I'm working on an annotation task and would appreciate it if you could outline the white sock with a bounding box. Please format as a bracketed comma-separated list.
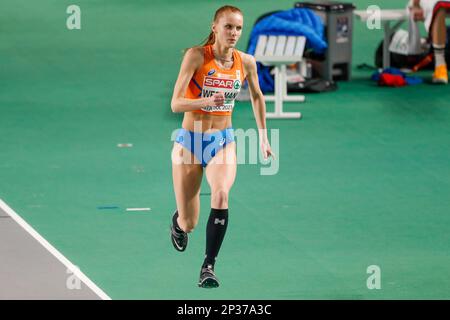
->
[433, 43, 446, 67]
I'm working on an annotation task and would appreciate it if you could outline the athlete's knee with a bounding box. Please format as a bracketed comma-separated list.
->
[211, 188, 229, 208]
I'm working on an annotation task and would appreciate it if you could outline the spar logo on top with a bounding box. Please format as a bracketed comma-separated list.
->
[201, 76, 241, 101]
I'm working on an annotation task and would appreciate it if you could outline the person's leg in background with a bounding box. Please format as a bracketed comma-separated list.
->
[431, 7, 448, 83]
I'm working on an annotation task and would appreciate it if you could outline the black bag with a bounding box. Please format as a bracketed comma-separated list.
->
[375, 26, 450, 70]
[375, 40, 430, 69]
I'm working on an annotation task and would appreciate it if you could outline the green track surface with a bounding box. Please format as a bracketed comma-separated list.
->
[1, 0, 449, 299]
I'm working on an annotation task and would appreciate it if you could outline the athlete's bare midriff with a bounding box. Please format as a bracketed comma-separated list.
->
[182, 111, 232, 133]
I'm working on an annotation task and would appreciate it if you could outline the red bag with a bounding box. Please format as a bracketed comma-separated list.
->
[379, 73, 407, 87]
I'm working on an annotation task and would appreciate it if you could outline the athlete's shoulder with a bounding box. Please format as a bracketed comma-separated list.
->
[238, 51, 257, 73]
[238, 51, 255, 64]
[183, 46, 205, 68]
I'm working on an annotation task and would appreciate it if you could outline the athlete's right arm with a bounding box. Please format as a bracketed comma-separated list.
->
[171, 47, 224, 113]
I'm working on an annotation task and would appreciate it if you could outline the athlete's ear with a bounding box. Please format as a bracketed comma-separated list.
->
[211, 23, 216, 34]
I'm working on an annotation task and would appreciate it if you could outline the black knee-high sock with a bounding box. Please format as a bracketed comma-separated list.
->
[204, 208, 228, 267]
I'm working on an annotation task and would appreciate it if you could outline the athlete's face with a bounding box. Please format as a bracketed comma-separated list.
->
[212, 12, 243, 48]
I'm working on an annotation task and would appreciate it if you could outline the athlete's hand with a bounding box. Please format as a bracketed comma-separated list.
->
[261, 140, 276, 161]
[410, 6, 424, 21]
[207, 92, 225, 107]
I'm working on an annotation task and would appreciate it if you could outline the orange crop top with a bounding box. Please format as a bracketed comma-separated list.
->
[185, 44, 245, 116]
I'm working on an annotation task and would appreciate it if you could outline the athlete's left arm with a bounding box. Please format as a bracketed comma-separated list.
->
[242, 53, 275, 160]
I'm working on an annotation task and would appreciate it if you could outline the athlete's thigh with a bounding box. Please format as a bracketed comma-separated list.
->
[172, 143, 203, 219]
[205, 141, 237, 191]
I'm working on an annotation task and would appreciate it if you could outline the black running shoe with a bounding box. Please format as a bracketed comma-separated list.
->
[170, 223, 188, 252]
[198, 264, 219, 288]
